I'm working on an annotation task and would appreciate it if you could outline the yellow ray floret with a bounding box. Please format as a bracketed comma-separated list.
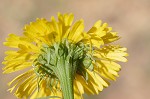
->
[3, 13, 128, 99]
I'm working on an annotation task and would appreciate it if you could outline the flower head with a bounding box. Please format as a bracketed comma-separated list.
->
[3, 13, 128, 99]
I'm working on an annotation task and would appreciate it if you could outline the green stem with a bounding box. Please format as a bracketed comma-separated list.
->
[55, 57, 74, 99]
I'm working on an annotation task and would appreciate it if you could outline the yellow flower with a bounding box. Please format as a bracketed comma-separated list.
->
[3, 13, 128, 99]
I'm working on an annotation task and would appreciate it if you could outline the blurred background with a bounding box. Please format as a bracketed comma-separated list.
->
[0, 0, 150, 99]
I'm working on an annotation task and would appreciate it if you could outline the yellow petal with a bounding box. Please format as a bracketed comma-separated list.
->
[3, 62, 32, 73]
[7, 69, 34, 86]
[107, 52, 128, 62]
[76, 74, 95, 95]
[58, 13, 74, 26]
[68, 20, 84, 42]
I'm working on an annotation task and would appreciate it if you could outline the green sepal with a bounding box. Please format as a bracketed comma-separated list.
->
[33, 40, 94, 99]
